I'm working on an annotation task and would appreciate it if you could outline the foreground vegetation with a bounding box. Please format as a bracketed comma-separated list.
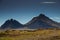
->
[0, 29, 60, 40]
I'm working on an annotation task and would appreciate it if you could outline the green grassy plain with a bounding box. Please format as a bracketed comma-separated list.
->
[0, 29, 60, 40]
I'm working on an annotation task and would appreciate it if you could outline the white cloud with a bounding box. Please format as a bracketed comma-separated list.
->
[41, 2, 56, 4]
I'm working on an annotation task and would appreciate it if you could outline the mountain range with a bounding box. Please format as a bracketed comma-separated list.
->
[0, 14, 60, 30]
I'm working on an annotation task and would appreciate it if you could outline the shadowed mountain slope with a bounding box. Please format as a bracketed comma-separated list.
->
[0, 19, 23, 29]
[25, 14, 60, 29]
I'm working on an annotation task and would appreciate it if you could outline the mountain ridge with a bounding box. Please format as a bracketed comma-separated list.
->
[0, 14, 60, 30]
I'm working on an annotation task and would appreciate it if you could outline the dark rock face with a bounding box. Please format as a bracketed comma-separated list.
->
[25, 14, 60, 29]
[1, 19, 23, 29]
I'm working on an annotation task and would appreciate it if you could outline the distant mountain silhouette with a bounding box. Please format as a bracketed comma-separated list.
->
[0, 14, 60, 30]
[25, 14, 60, 29]
[0, 19, 23, 29]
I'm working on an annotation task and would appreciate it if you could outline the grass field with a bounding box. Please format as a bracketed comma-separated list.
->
[0, 29, 60, 40]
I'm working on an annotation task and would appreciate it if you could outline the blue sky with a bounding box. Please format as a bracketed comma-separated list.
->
[0, 0, 60, 26]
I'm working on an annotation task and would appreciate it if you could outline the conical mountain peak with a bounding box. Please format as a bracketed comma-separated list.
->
[10, 19, 14, 21]
[1, 19, 23, 29]
[39, 13, 45, 17]
[38, 13, 48, 19]
[26, 13, 60, 29]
